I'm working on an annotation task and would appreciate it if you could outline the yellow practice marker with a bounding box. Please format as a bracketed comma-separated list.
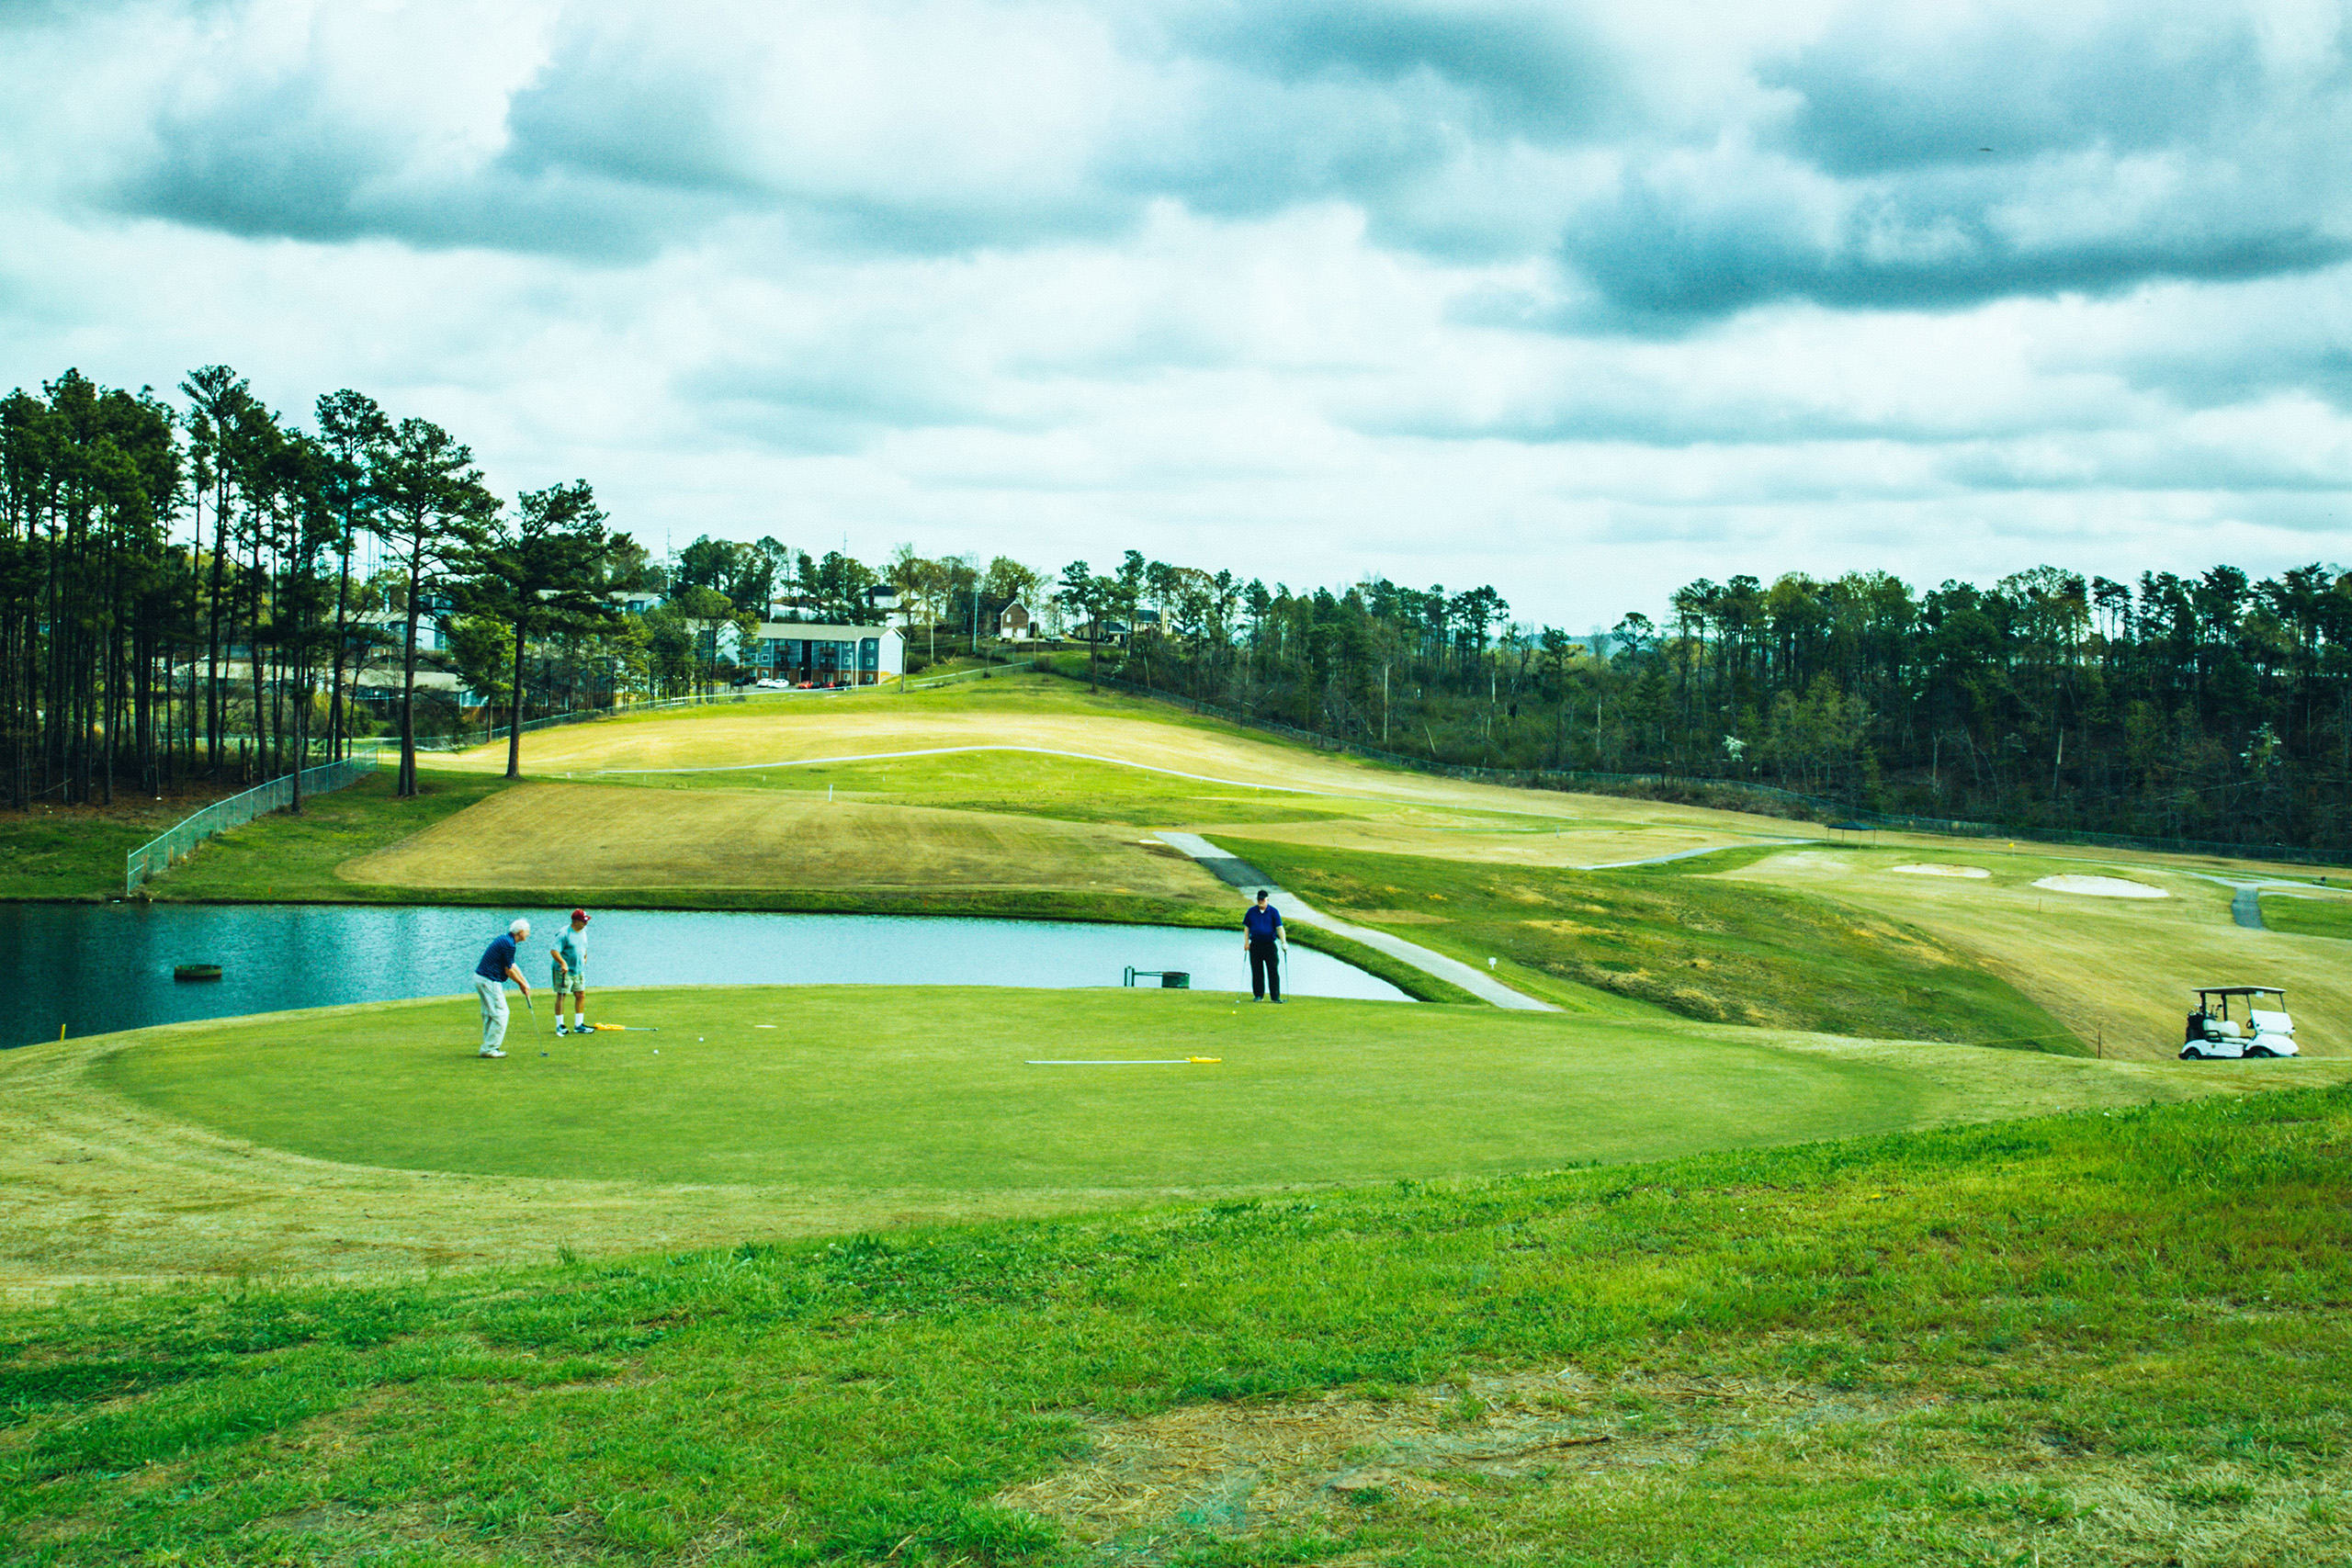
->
[1188, 1056, 1222, 1064]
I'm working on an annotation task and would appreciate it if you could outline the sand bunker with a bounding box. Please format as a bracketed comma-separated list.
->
[1890, 863, 1990, 879]
[2032, 874, 2168, 899]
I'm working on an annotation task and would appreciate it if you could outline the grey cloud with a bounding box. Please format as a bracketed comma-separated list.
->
[1762, 11, 2280, 176]
[1174, 0, 1617, 140]
[2115, 340, 2352, 414]
[683, 349, 1046, 457]
[500, 31, 752, 196]
[1566, 180, 2350, 323]
[107, 60, 741, 259]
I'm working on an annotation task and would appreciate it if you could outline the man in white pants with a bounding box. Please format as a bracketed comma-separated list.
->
[472, 919, 532, 1059]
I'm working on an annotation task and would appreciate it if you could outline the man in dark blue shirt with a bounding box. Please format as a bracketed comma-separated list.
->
[1242, 888, 1286, 1002]
[473, 919, 532, 1058]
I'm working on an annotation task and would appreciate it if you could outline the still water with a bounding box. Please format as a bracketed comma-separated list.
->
[1, 903, 1407, 1046]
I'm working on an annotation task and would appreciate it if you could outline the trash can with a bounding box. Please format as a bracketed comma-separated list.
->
[1160, 971, 1190, 989]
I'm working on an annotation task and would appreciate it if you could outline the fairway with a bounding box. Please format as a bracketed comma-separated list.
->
[1732, 848, 2352, 1058]
[426, 676, 1822, 856]
[337, 780, 1227, 898]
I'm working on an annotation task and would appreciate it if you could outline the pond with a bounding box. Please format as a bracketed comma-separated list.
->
[0, 903, 1408, 1047]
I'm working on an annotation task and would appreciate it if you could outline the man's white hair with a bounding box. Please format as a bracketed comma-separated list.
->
[509, 918, 530, 935]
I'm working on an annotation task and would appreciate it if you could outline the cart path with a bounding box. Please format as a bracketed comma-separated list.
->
[2232, 887, 2266, 930]
[1154, 832, 1559, 1012]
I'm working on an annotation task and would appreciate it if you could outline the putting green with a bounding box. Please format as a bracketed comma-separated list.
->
[94, 986, 2255, 1194]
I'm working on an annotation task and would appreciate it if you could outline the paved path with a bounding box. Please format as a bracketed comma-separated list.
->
[2179, 871, 2318, 931]
[1584, 837, 1818, 870]
[1154, 832, 1558, 1011]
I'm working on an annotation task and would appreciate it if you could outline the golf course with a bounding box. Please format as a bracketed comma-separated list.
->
[7, 674, 2352, 1564]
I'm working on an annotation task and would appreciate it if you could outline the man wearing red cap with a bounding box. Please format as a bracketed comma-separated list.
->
[550, 908, 592, 1036]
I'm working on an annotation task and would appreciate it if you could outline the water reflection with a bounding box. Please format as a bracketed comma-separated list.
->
[0, 902, 1407, 1046]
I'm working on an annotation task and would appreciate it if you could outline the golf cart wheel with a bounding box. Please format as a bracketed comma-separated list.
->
[2179, 1045, 2205, 1060]
[2247, 1044, 2278, 1058]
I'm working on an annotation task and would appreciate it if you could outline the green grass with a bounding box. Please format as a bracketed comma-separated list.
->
[6, 1084, 2350, 1564]
[602, 750, 1347, 826]
[98, 987, 1951, 1190]
[1220, 837, 2085, 1050]
[0, 793, 252, 901]
[141, 769, 523, 902]
[2261, 891, 2352, 941]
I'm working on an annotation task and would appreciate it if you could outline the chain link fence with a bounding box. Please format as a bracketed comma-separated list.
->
[125, 752, 379, 893]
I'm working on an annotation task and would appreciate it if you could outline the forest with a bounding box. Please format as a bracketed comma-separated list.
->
[1062, 555, 2352, 852]
[6, 365, 2348, 851]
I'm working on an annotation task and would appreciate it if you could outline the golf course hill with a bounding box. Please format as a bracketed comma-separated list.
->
[146, 670, 2352, 1061]
[11, 672, 2352, 1562]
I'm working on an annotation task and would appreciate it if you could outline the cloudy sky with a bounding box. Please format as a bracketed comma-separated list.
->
[5, 0, 2350, 627]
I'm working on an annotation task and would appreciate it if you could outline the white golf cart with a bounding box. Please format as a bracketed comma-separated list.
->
[2180, 986, 2300, 1059]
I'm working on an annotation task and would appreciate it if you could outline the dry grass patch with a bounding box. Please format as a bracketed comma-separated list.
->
[1000, 1363, 1915, 1551]
[336, 781, 1228, 899]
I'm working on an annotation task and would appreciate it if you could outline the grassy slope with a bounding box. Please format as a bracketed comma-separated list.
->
[1223, 837, 2084, 1051]
[141, 770, 520, 903]
[2260, 891, 2352, 941]
[439, 673, 1363, 773]
[95, 987, 1945, 1190]
[608, 750, 1349, 826]
[0, 795, 237, 901]
[20, 990, 2256, 1286]
[5, 1086, 2349, 1565]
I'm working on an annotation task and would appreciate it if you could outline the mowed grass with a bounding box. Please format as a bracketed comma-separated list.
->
[334, 782, 1228, 904]
[604, 749, 1347, 826]
[1733, 847, 2352, 1061]
[100, 987, 1961, 1191]
[146, 769, 520, 903]
[6, 1086, 2352, 1565]
[2260, 889, 2352, 941]
[1218, 837, 2079, 1049]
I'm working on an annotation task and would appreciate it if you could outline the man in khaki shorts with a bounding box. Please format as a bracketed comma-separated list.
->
[551, 908, 591, 1036]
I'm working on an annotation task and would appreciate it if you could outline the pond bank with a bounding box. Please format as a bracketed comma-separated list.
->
[2, 903, 1411, 1049]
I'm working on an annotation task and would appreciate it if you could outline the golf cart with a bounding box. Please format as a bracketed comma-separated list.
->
[2180, 986, 2299, 1059]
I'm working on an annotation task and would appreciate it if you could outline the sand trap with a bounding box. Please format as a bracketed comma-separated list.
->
[1890, 863, 1990, 879]
[2033, 874, 2168, 899]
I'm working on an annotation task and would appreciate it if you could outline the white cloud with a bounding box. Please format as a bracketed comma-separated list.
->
[0, 0, 2349, 627]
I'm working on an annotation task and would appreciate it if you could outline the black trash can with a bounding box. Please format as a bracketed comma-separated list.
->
[1160, 971, 1191, 989]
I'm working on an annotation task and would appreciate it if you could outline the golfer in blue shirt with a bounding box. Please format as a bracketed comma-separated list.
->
[1242, 889, 1287, 1002]
[472, 919, 532, 1059]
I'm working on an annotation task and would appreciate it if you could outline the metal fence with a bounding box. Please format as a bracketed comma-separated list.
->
[1043, 662, 2352, 869]
[125, 752, 379, 893]
[901, 658, 1035, 692]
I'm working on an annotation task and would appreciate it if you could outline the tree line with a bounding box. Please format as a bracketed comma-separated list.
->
[1041, 555, 2352, 851]
[13, 363, 2347, 849]
[0, 364, 1057, 813]
[0, 366, 642, 806]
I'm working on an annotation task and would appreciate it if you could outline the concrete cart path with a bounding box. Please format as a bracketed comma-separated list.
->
[1154, 832, 1559, 1012]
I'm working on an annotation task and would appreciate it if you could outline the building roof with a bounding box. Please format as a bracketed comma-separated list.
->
[752, 622, 899, 639]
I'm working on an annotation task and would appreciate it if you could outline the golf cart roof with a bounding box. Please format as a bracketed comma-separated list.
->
[2195, 986, 2286, 997]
